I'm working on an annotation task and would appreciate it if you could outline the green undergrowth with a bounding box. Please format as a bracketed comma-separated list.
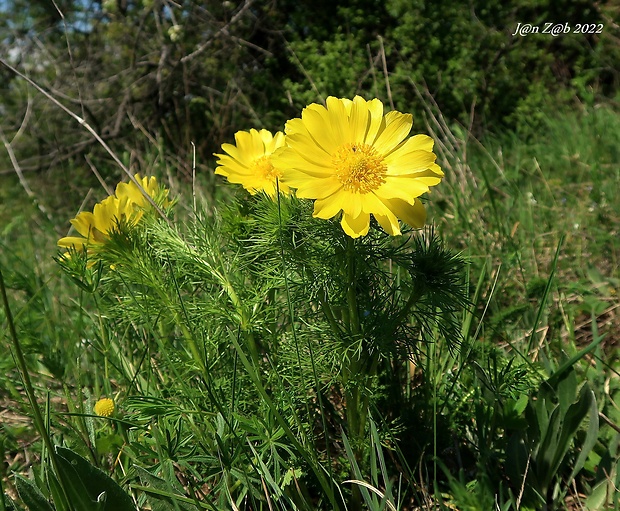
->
[1, 104, 619, 511]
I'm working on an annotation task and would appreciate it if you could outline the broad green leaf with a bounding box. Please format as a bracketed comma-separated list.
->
[4, 494, 19, 511]
[536, 405, 562, 493]
[14, 475, 54, 511]
[556, 367, 577, 416]
[585, 478, 613, 510]
[546, 332, 606, 388]
[569, 386, 599, 482]
[55, 446, 134, 511]
[47, 472, 69, 511]
[552, 385, 595, 480]
[514, 393, 529, 415]
[533, 390, 552, 446]
[54, 450, 104, 511]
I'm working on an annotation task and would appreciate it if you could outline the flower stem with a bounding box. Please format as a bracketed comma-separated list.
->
[345, 237, 360, 336]
[343, 236, 366, 509]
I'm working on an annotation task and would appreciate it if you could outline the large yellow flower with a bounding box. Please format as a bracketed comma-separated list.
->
[273, 96, 444, 238]
[214, 128, 290, 197]
[58, 174, 167, 254]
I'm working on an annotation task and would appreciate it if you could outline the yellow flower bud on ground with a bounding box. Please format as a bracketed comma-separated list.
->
[94, 397, 115, 417]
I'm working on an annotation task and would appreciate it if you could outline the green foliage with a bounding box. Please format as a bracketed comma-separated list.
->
[55, 447, 136, 511]
[12, 447, 135, 511]
[15, 475, 54, 511]
[506, 368, 599, 508]
[386, 0, 618, 134]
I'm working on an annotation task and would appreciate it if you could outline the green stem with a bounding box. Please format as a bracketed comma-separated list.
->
[390, 282, 426, 337]
[343, 236, 360, 435]
[344, 237, 364, 509]
[0, 268, 73, 511]
[345, 237, 360, 336]
[318, 288, 344, 337]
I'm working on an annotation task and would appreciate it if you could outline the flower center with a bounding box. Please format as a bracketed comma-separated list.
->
[253, 155, 280, 181]
[333, 143, 387, 194]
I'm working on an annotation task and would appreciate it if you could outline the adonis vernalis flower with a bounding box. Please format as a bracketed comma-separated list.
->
[273, 96, 444, 238]
[93, 397, 115, 417]
[115, 173, 169, 209]
[58, 174, 168, 254]
[214, 128, 290, 197]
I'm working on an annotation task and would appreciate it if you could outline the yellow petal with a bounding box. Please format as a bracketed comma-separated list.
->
[283, 135, 334, 168]
[373, 210, 401, 236]
[92, 196, 119, 234]
[284, 117, 310, 137]
[265, 131, 286, 153]
[373, 111, 412, 155]
[115, 181, 143, 206]
[359, 191, 392, 215]
[339, 190, 363, 218]
[274, 146, 334, 177]
[141, 175, 161, 197]
[429, 162, 444, 177]
[283, 172, 342, 199]
[57, 236, 88, 249]
[216, 156, 254, 176]
[115, 174, 161, 207]
[258, 129, 274, 148]
[375, 177, 430, 204]
[363, 98, 385, 145]
[325, 97, 353, 146]
[301, 106, 339, 154]
[349, 97, 370, 144]
[313, 191, 345, 219]
[71, 211, 96, 238]
[393, 134, 434, 153]
[381, 197, 427, 228]
[394, 168, 443, 187]
[385, 150, 437, 176]
[216, 143, 248, 164]
[332, 96, 353, 115]
[234, 129, 264, 161]
[274, 179, 290, 195]
[341, 211, 370, 238]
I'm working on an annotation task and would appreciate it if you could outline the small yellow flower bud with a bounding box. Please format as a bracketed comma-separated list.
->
[94, 397, 115, 417]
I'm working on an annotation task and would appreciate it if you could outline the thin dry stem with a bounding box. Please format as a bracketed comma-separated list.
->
[0, 126, 57, 231]
[180, 0, 255, 63]
[84, 155, 114, 195]
[285, 42, 325, 104]
[377, 36, 394, 110]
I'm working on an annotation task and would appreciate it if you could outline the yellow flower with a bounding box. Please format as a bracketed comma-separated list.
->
[57, 195, 134, 252]
[214, 128, 290, 197]
[273, 96, 444, 238]
[58, 174, 168, 254]
[115, 173, 169, 209]
[94, 397, 115, 417]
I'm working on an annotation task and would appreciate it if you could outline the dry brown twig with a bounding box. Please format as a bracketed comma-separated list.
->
[0, 124, 58, 232]
[180, 0, 256, 64]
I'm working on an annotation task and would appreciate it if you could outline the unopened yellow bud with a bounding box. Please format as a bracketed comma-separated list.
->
[94, 397, 115, 417]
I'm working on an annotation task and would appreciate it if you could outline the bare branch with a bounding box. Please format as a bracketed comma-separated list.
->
[0, 56, 172, 226]
[0, 125, 58, 232]
[180, 0, 255, 64]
